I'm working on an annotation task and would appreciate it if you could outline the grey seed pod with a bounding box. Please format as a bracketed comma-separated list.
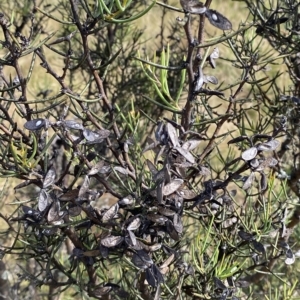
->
[205, 9, 232, 30]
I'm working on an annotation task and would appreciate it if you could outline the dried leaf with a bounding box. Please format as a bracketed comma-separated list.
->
[125, 236, 143, 250]
[167, 123, 179, 147]
[208, 56, 215, 68]
[164, 118, 184, 132]
[182, 140, 201, 151]
[152, 264, 164, 284]
[154, 285, 161, 300]
[285, 254, 296, 265]
[193, 66, 204, 93]
[98, 165, 111, 174]
[143, 137, 158, 153]
[158, 206, 175, 217]
[175, 146, 195, 163]
[68, 204, 82, 217]
[47, 200, 61, 223]
[199, 166, 211, 176]
[163, 179, 184, 195]
[83, 129, 110, 144]
[83, 128, 99, 141]
[180, 0, 207, 14]
[59, 189, 79, 201]
[78, 176, 90, 199]
[174, 195, 184, 210]
[147, 213, 168, 224]
[146, 267, 157, 287]
[128, 230, 137, 246]
[118, 195, 135, 207]
[173, 214, 183, 233]
[179, 189, 196, 199]
[242, 147, 257, 161]
[38, 189, 49, 212]
[250, 158, 259, 168]
[222, 216, 237, 228]
[257, 140, 280, 151]
[214, 277, 227, 290]
[69, 134, 81, 143]
[101, 236, 124, 248]
[102, 203, 119, 222]
[63, 120, 84, 130]
[174, 162, 193, 169]
[155, 144, 166, 165]
[148, 243, 162, 252]
[24, 119, 47, 131]
[132, 254, 148, 269]
[242, 172, 255, 190]
[137, 249, 153, 264]
[251, 240, 265, 254]
[166, 220, 179, 241]
[160, 253, 175, 269]
[260, 172, 268, 191]
[88, 190, 101, 202]
[256, 157, 278, 171]
[210, 47, 219, 59]
[154, 167, 167, 183]
[155, 121, 167, 144]
[203, 74, 218, 84]
[22, 206, 41, 221]
[43, 166, 56, 189]
[88, 161, 105, 176]
[52, 219, 64, 226]
[22, 206, 35, 215]
[205, 9, 232, 30]
[207, 48, 219, 68]
[114, 166, 128, 175]
[127, 217, 141, 231]
[268, 157, 278, 167]
[93, 286, 112, 296]
[238, 230, 254, 241]
[146, 159, 158, 176]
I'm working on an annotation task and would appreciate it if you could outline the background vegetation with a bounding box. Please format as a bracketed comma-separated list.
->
[0, 0, 300, 299]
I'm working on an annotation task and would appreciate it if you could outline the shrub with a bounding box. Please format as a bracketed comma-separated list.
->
[0, 0, 300, 299]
